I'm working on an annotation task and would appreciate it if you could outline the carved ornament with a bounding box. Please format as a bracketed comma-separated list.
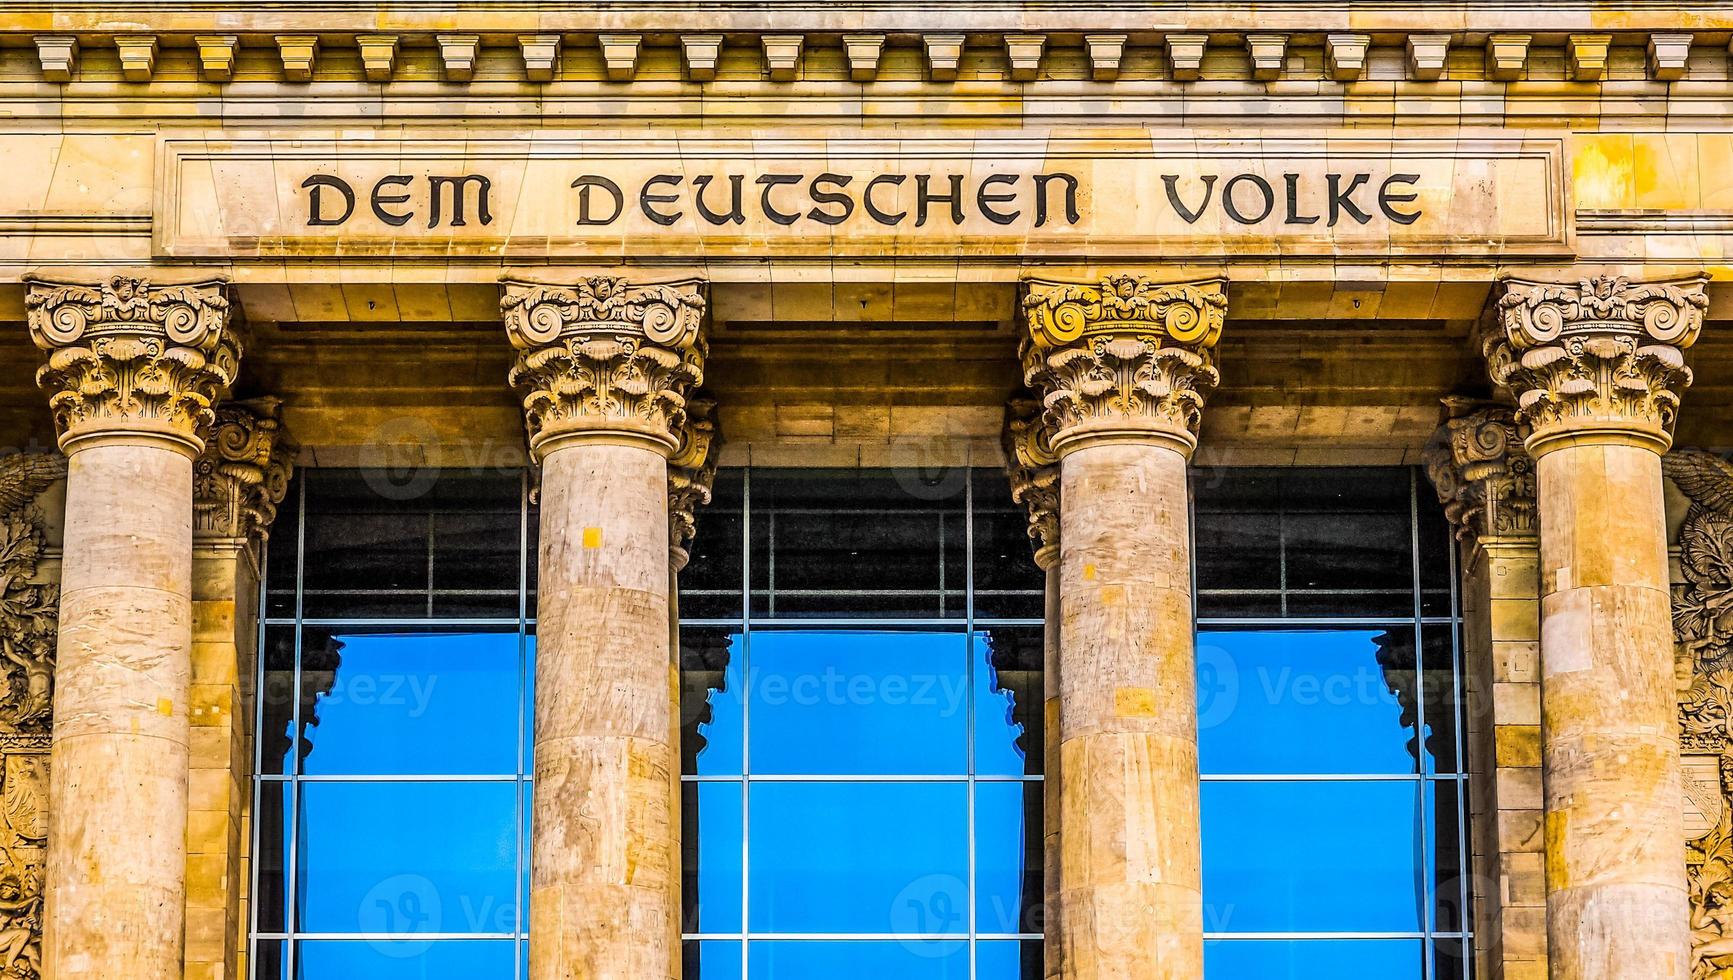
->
[194, 399, 298, 549]
[1663, 449, 1733, 978]
[0, 453, 64, 980]
[24, 275, 239, 455]
[1021, 275, 1227, 456]
[1486, 275, 1708, 456]
[668, 393, 720, 572]
[1002, 396, 1060, 570]
[1421, 401, 1537, 548]
[501, 276, 707, 459]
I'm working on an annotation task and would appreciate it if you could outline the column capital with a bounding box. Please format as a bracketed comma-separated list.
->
[1003, 396, 1060, 570]
[1020, 274, 1227, 458]
[1422, 400, 1537, 552]
[1483, 273, 1708, 457]
[25, 274, 241, 457]
[193, 398, 298, 554]
[668, 393, 720, 573]
[501, 275, 708, 461]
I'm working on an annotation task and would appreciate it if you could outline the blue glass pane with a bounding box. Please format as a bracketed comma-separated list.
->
[297, 782, 518, 934]
[684, 781, 744, 934]
[1196, 629, 1419, 775]
[299, 631, 521, 776]
[748, 940, 970, 979]
[976, 782, 1040, 935]
[1202, 781, 1424, 933]
[1204, 939, 1425, 980]
[523, 633, 536, 766]
[294, 939, 516, 978]
[748, 782, 968, 934]
[977, 940, 1042, 979]
[685, 631, 745, 777]
[973, 630, 1042, 777]
[748, 631, 968, 776]
[685, 940, 743, 980]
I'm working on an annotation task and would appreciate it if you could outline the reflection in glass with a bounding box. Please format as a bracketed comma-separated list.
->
[1196, 629, 1418, 775]
[747, 940, 969, 979]
[971, 470, 1046, 620]
[294, 939, 516, 978]
[976, 782, 1040, 935]
[259, 627, 297, 776]
[255, 782, 290, 934]
[684, 940, 743, 980]
[296, 782, 517, 934]
[975, 629, 1041, 776]
[682, 630, 744, 776]
[1204, 938, 1425, 979]
[748, 782, 968, 934]
[1201, 781, 1425, 933]
[683, 781, 744, 934]
[1428, 779, 1466, 934]
[748, 632, 968, 776]
[253, 940, 285, 980]
[298, 631, 520, 776]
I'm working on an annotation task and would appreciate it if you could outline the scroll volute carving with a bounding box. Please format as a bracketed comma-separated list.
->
[0, 452, 66, 980]
[500, 276, 708, 459]
[1002, 396, 1059, 570]
[1421, 401, 1537, 549]
[1020, 274, 1227, 456]
[25, 275, 240, 453]
[1487, 274, 1708, 455]
[194, 398, 299, 551]
[668, 394, 720, 572]
[1664, 450, 1733, 978]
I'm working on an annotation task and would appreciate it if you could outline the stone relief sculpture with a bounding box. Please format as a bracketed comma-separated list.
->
[0, 452, 65, 980]
[1663, 449, 1733, 979]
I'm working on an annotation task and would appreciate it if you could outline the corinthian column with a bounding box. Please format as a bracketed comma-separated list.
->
[1423, 401, 1545, 980]
[1003, 397, 1062, 980]
[188, 399, 295, 980]
[502, 275, 707, 980]
[25, 274, 241, 980]
[1482, 273, 1709, 980]
[1021, 274, 1226, 980]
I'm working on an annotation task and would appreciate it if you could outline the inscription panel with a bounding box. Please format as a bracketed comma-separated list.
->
[156, 136, 1570, 260]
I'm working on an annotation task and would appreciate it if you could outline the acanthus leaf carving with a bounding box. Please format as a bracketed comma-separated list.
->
[1021, 275, 1227, 455]
[193, 398, 298, 550]
[1002, 395, 1060, 569]
[501, 276, 707, 458]
[24, 275, 239, 451]
[1487, 275, 1708, 454]
[668, 393, 720, 572]
[1422, 400, 1537, 548]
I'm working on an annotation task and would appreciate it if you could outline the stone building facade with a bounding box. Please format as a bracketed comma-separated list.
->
[4, 3, 1733, 979]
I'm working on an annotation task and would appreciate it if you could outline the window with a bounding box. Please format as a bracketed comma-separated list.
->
[254, 470, 534, 979]
[681, 468, 1045, 979]
[252, 463, 1466, 980]
[1194, 468, 1470, 980]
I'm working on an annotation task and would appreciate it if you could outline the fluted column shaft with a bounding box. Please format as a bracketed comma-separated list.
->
[1022, 274, 1225, 980]
[1484, 274, 1707, 980]
[26, 275, 239, 980]
[503, 275, 707, 980]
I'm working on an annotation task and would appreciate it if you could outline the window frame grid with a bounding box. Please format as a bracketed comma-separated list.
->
[252, 463, 1471, 980]
[249, 470, 537, 980]
[680, 460, 1049, 980]
[1191, 468, 1472, 980]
